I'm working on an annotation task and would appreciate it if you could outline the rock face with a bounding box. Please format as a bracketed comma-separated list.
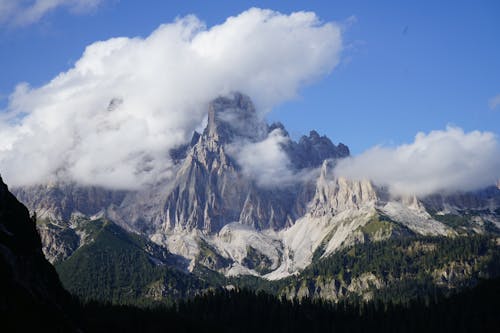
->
[12, 184, 127, 263]
[286, 130, 350, 169]
[37, 222, 80, 263]
[309, 161, 380, 217]
[159, 92, 349, 233]
[0, 177, 73, 329]
[283, 273, 384, 302]
[13, 183, 126, 222]
[422, 186, 500, 214]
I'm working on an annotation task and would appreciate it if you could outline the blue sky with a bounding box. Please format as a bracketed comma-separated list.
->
[0, 0, 499, 156]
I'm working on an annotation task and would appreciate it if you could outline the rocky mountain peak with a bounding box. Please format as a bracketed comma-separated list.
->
[300, 130, 350, 158]
[268, 122, 289, 136]
[204, 92, 267, 146]
[285, 130, 350, 170]
[309, 161, 379, 217]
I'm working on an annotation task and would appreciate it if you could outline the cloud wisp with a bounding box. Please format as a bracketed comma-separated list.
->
[0, 8, 342, 189]
[0, 0, 106, 26]
[489, 93, 500, 110]
[334, 127, 500, 197]
[231, 128, 296, 187]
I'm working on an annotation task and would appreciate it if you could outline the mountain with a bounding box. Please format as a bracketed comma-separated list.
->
[0, 177, 75, 330]
[2, 175, 500, 332]
[12, 93, 352, 274]
[116, 93, 347, 235]
[10, 92, 500, 304]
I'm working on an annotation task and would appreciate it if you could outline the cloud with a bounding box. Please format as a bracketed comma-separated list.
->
[334, 127, 500, 197]
[0, 0, 106, 26]
[489, 93, 500, 110]
[230, 128, 319, 188]
[231, 129, 295, 187]
[0, 8, 342, 189]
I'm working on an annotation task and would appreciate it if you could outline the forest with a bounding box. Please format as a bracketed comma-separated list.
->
[3, 277, 499, 332]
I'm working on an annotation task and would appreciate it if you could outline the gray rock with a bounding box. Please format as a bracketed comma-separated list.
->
[13, 183, 126, 222]
[159, 92, 348, 233]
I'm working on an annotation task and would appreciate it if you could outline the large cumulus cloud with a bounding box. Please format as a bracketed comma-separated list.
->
[0, 8, 342, 188]
[334, 127, 500, 197]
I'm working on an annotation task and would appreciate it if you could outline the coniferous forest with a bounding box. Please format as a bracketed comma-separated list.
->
[3, 277, 500, 332]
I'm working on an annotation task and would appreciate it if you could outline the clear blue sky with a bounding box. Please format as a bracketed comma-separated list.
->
[0, 0, 499, 154]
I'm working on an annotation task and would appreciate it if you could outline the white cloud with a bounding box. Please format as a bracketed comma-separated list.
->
[0, 0, 105, 26]
[0, 8, 342, 189]
[231, 129, 295, 187]
[229, 126, 320, 188]
[489, 93, 500, 110]
[334, 127, 500, 197]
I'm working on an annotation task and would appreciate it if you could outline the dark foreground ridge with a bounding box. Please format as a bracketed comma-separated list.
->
[0, 176, 77, 331]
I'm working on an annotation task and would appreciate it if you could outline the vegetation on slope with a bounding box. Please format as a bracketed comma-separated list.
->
[282, 235, 500, 303]
[55, 217, 500, 307]
[55, 219, 206, 304]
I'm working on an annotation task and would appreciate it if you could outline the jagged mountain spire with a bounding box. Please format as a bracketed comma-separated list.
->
[157, 92, 351, 233]
[204, 92, 267, 145]
[14, 93, 352, 235]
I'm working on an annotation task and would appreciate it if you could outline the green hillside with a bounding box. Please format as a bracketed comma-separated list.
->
[55, 219, 205, 304]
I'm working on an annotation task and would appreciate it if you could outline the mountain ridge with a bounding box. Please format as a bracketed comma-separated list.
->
[9, 92, 500, 287]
